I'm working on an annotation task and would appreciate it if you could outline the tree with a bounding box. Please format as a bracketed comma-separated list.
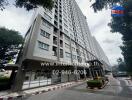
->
[0, 0, 8, 10]
[90, 0, 132, 72]
[0, 27, 23, 66]
[117, 58, 126, 71]
[0, 0, 54, 11]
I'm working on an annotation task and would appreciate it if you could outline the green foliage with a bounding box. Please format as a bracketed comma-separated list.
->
[0, 27, 23, 65]
[0, 0, 54, 11]
[0, 27, 23, 47]
[87, 80, 103, 88]
[0, 76, 10, 90]
[15, 0, 54, 10]
[90, 0, 120, 12]
[0, 76, 10, 83]
[0, 0, 8, 10]
[91, 0, 132, 72]
[117, 58, 126, 71]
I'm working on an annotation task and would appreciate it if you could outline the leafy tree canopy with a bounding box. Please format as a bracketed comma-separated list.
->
[91, 0, 132, 72]
[0, 27, 23, 66]
[117, 58, 126, 71]
[0, 0, 54, 11]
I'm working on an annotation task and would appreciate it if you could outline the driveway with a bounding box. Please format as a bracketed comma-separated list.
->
[24, 77, 132, 100]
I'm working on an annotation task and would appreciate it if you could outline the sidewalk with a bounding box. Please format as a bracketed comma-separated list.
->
[0, 80, 85, 100]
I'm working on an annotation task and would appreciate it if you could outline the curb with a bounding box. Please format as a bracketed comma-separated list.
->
[101, 81, 109, 89]
[0, 81, 83, 100]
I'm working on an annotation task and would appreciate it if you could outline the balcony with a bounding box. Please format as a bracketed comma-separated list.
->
[53, 36, 58, 45]
[54, 15, 58, 21]
[52, 46, 57, 56]
[77, 56, 82, 63]
[54, 21, 58, 27]
[54, 27, 58, 36]
[59, 25, 62, 31]
[60, 40, 63, 48]
[60, 49, 63, 58]
[60, 31, 63, 39]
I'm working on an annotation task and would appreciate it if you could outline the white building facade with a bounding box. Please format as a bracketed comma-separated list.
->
[13, 0, 110, 91]
[23, 0, 110, 65]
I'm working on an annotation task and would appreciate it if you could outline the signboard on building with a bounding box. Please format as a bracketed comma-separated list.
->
[111, 5, 124, 17]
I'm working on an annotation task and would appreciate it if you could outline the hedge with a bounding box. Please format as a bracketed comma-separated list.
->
[87, 80, 103, 88]
[0, 76, 10, 82]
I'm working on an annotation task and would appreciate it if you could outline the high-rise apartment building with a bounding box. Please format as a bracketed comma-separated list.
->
[13, 0, 110, 90]
[23, 0, 110, 65]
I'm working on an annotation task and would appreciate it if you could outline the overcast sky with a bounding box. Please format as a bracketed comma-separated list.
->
[0, 0, 123, 65]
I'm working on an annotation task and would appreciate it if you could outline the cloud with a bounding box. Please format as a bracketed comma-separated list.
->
[103, 39, 114, 44]
[76, 0, 123, 65]
[0, 0, 123, 65]
[0, 4, 33, 36]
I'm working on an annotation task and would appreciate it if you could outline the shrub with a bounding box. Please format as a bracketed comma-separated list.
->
[0, 76, 10, 91]
[87, 80, 103, 88]
[0, 76, 10, 85]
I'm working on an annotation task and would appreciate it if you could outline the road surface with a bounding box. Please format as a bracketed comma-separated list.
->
[23, 77, 132, 100]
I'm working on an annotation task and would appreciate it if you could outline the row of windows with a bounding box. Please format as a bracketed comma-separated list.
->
[65, 52, 76, 59]
[65, 52, 71, 58]
[64, 23, 68, 28]
[44, 8, 52, 15]
[72, 55, 76, 60]
[40, 29, 50, 39]
[65, 43, 70, 49]
[42, 19, 52, 29]
[64, 35, 70, 41]
[64, 29, 68, 34]
[44, 12, 52, 21]
[38, 41, 49, 51]
[72, 47, 76, 52]
[38, 42, 84, 60]
[63, 18, 67, 23]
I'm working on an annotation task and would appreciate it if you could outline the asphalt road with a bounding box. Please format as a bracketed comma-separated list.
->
[23, 77, 132, 100]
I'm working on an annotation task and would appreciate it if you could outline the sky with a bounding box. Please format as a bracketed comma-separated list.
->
[0, 0, 123, 65]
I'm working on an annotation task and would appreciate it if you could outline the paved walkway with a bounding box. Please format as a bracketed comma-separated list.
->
[23, 77, 132, 100]
[0, 80, 85, 99]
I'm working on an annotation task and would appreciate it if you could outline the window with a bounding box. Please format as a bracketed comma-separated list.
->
[38, 41, 49, 51]
[72, 55, 76, 60]
[72, 47, 76, 52]
[60, 49, 63, 58]
[71, 41, 75, 45]
[44, 9, 52, 14]
[65, 35, 70, 41]
[40, 29, 50, 39]
[70, 34, 73, 39]
[65, 52, 71, 58]
[65, 43, 70, 49]
[44, 13, 52, 21]
[63, 18, 67, 23]
[64, 23, 68, 28]
[64, 29, 68, 34]
[42, 19, 51, 29]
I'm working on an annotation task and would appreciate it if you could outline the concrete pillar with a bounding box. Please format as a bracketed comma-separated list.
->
[89, 68, 92, 78]
[69, 73, 75, 81]
[61, 73, 68, 83]
[100, 69, 104, 76]
[83, 67, 87, 79]
[74, 66, 78, 81]
[99, 70, 102, 77]
[91, 68, 95, 78]
[12, 67, 25, 91]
